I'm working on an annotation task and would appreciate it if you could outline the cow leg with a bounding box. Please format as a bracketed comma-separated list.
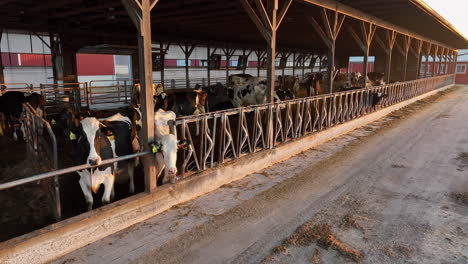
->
[102, 174, 115, 205]
[78, 176, 93, 211]
[128, 162, 135, 194]
[110, 186, 115, 201]
[155, 153, 166, 185]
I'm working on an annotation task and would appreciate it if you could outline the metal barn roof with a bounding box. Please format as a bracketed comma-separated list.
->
[0, 0, 466, 52]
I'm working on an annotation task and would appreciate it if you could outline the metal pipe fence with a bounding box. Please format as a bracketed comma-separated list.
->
[0, 74, 455, 229]
[21, 102, 61, 220]
[174, 74, 455, 177]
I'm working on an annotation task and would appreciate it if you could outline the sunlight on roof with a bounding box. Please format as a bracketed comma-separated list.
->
[423, 0, 468, 39]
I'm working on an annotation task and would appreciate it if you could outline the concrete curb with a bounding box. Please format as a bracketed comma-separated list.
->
[0, 84, 454, 264]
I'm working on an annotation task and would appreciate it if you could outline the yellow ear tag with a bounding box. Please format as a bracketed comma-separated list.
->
[152, 145, 158, 153]
[108, 135, 115, 141]
[0, 123, 4, 136]
[69, 131, 77, 140]
[51, 119, 57, 125]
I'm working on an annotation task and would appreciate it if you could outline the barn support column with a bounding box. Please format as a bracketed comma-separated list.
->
[446, 49, 450, 75]
[179, 43, 196, 89]
[122, 0, 158, 192]
[61, 45, 78, 83]
[448, 50, 454, 74]
[411, 39, 423, 79]
[242, 48, 247, 75]
[254, 49, 266, 77]
[241, 0, 293, 102]
[454, 51, 458, 75]
[207, 46, 211, 86]
[423, 43, 432, 78]
[375, 30, 397, 83]
[0, 29, 5, 85]
[49, 33, 63, 84]
[307, 8, 345, 94]
[242, 0, 292, 150]
[222, 47, 236, 83]
[158, 42, 170, 85]
[347, 21, 376, 87]
[432, 46, 439, 77]
[393, 35, 411, 81]
[206, 46, 218, 86]
[292, 52, 296, 76]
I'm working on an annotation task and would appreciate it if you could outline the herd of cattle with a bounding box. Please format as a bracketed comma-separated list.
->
[0, 71, 387, 210]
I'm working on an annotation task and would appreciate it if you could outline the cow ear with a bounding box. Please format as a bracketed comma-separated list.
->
[177, 139, 190, 150]
[100, 127, 114, 137]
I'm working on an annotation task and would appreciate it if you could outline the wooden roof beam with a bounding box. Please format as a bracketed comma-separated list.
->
[299, 0, 455, 50]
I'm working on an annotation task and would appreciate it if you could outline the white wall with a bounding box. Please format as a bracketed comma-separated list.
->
[3, 67, 53, 87]
[1, 31, 50, 54]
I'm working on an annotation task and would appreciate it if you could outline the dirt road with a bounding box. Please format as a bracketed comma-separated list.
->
[57, 86, 468, 264]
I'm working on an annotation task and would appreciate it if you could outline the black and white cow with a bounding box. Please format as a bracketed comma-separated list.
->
[152, 109, 189, 184]
[0, 91, 44, 140]
[75, 114, 136, 210]
[201, 82, 236, 111]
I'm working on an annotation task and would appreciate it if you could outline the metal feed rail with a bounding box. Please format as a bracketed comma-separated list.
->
[0, 74, 454, 225]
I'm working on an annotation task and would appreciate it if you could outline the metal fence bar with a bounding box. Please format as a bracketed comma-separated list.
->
[0, 151, 150, 191]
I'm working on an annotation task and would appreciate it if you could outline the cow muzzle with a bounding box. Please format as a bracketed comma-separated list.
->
[88, 158, 101, 166]
[167, 167, 177, 176]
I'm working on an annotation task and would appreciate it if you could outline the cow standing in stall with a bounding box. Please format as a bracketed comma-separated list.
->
[0, 91, 44, 140]
[74, 114, 137, 210]
[151, 109, 189, 184]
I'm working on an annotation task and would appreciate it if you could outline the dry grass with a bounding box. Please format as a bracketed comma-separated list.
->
[449, 192, 468, 206]
[281, 223, 363, 263]
[340, 214, 366, 233]
[310, 248, 322, 264]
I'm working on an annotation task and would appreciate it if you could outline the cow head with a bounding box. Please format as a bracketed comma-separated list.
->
[157, 135, 189, 175]
[57, 108, 91, 141]
[78, 117, 115, 166]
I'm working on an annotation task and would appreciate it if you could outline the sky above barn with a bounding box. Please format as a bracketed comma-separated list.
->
[423, 0, 468, 40]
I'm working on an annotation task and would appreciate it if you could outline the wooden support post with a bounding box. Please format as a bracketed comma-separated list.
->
[423, 43, 432, 78]
[207, 45, 211, 86]
[49, 33, 62, 84]
[0, 29, 5, 84]
[254, 49, 266, 77]
[384, 31, 397, 83]
[411, 39, 423, 79]
[179, 43, 196, 89]
[292, 52, 296, 76]
[159, 42, 170, 85]
[241, 0, 292, 101]
[401, 36, 411, 81]
[242, 0, 292, 150]
[347, 21, 376, 87]
[122, 0, 159, 192]
[222, 47, 236, 83]
[242, 48, 247, 75]
[432, 46, 439, 77]
[306, 8, 345, 93]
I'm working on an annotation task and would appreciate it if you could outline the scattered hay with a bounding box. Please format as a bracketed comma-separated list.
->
[340, 215, 366, 233]
[310, 248, 322, 264]
[391, 164, 406, 168]
[259, 171, 273, 179]
[280, 222, 363, 263]
[169, 222, 180, 232]
[272, 245, 289, 255]
[394, 244, 414, 258]
[381, 244, 414, 259]
[449, 192, 468, 206]
[221, 183, 235, 188]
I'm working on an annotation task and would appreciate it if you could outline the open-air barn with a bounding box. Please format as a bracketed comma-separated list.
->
[0, 0, 467, 263]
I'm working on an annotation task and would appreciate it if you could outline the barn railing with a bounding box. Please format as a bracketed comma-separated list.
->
[0, 74, 454, 234]
[21, 103, 61, 221]
[40, 83, 88, 116]
[88, 80, 132, 106]
[174, 74, 455, 177]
